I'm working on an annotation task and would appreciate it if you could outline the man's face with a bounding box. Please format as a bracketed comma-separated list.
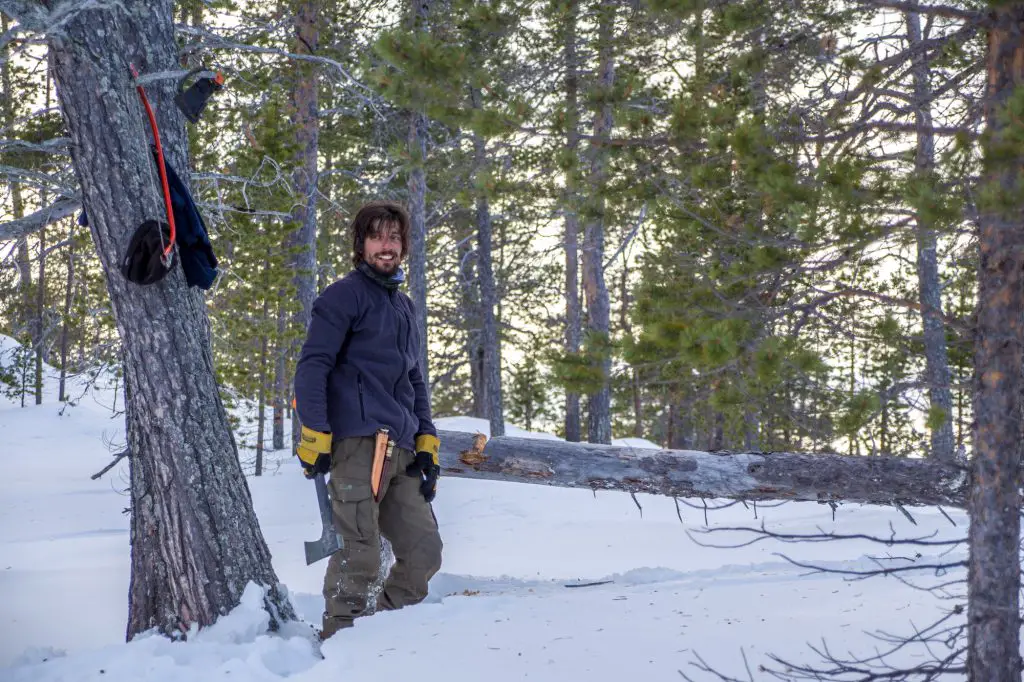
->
[363, 221, 403, 275]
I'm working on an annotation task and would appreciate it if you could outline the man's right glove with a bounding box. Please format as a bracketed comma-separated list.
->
[406, 433, 441, 502]
[296, 425, 332, 478]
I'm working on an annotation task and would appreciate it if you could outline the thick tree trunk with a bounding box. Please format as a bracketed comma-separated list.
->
[471, 115, 504, 437]
[289, 0, 320, 335]
[436, 430, 968, 509]
[968, 8, 1024, 679]
[407, 0, 433, 395]
[39, 0, 294, 639]
[582, 0, 615, 444]
[562, 0, 582, 443]
[285, 0, 320, 453]
[906, 2, 955, 464]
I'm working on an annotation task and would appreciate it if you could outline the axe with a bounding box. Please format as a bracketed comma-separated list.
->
[305, 473, 343, 565]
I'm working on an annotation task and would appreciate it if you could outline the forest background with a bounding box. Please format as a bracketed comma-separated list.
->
[0, 0, 982, 469]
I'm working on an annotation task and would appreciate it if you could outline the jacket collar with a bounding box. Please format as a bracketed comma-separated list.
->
[357, 260, 405, 292]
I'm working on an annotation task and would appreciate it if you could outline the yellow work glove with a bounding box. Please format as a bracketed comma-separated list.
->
[296, 425, 332, 478]
[406, 434, 441, 502]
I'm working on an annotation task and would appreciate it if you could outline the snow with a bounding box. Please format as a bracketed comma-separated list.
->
[434, 415, 663, 450]
[0, 338, 969, 680]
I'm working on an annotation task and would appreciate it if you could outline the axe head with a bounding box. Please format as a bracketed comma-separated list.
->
[304, 527, 343, 565]
[305, 472, 344, 565]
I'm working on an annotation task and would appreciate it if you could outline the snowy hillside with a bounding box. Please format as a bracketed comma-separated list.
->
[0, 341, 968, 681]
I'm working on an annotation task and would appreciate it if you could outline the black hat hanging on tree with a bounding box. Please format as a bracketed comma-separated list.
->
[175, 68, 224, 124]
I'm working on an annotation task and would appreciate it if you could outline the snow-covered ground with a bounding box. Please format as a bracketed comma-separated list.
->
[0, 339, 968, 681]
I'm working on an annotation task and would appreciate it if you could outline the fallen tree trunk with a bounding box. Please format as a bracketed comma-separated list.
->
[436, 430, 970, 509]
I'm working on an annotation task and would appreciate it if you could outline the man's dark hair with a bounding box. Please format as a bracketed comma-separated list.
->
[350, 201, 412, 268]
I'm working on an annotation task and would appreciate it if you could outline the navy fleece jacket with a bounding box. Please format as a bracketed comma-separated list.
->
[293, 268, 436, 452]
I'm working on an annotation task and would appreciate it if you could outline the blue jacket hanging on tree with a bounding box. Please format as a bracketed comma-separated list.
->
[152, 149, 218, 290]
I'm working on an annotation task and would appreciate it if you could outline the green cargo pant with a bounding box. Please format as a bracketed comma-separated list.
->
[321, 435, 442, 639]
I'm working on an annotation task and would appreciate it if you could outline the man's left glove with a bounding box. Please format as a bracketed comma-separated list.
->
[296, 425, 332, 479]
[406, 434, 441, 502]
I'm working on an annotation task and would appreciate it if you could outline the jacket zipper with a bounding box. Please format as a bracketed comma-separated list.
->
[357, 373, 366, 421]
[389, 291, 406, 398]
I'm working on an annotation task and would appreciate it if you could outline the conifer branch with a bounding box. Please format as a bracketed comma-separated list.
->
[0, 197, 80, 241]
[175, 24, 380, 109]
[857, 0, 987, 24]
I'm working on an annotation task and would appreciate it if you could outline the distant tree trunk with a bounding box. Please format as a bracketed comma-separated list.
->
[582, 0, 615, 444]
[59, 225, 75, 402]
[34, 223, 45, 404]
[457, 229, 485, 417]
[906, 2, 955, 464]
[36, 0, 295, 639]
[407, 0, 433, 395]
[470, 99, 504, 437]
[666, 401, 676, 449]
[274, 299, 287, 449]
[618, 268, 641, 438]
[675, 398, 694, 449]
[968, 7, 1024, 679]
[1, 13, 32, 349]
[255, 257, 272, 476]
[16, 235, 30, 329]
[255, 369, 266, 477]
[562, 0, 582, 443]
[255, 302, 270, 477]
[707, 393, 724, 451]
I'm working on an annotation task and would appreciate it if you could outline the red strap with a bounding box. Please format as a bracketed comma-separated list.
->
[130, 64, 176, 261]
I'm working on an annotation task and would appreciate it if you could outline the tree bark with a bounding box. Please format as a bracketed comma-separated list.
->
[562, 0, 582, 443]
[582, 0, 615, 444]
[285, 0, 320, 453]
[436, 430, 969, 509]
[968, 7, 1024, 679]
[471, 101, 504, 437]
[906, 1, 955, 464]
[34, 0, 294, 639]
[407, 0, 433, 397]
